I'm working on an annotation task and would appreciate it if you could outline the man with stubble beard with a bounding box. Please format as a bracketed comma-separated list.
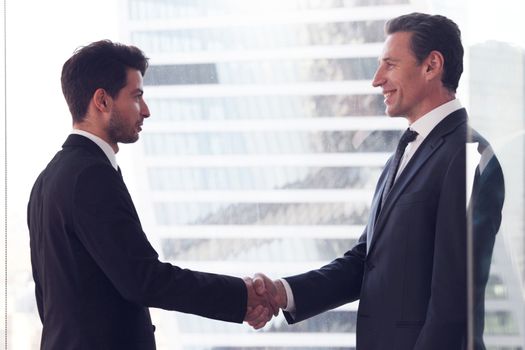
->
[27, 40, 275, 350]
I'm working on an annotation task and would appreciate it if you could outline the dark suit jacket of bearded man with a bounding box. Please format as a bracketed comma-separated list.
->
[28, 134, 248, 350]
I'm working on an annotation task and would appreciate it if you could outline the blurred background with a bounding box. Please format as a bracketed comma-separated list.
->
[1, 0, 524, 349]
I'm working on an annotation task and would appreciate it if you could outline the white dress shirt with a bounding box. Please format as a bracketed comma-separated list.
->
[395, 98, 463, 180]
[70, 129, 118, 171]
[281, 98, 464, 315]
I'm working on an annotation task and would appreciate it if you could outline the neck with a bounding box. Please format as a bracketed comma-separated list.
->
[407, 90, 456, 124]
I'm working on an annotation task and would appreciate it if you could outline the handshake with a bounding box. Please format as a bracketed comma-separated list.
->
[242, 273, 288, 329]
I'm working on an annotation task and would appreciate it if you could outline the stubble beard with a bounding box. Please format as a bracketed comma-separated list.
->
[108, 108, 139, 145]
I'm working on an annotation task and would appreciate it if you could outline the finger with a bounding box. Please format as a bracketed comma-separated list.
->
[244, 304, 263, 322]
[247, 304, 270, 323]
[253, 276, 266, 295]
[252, 308, 271, 329]
[247, 306, 270, 327]
[251, 319, 267, 330]
[269, 302, 280, 317]
[249, 317, 269, 329]
[263, 293, 279, 316]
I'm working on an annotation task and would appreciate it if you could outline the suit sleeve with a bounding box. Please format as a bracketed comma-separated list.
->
[27, 197, 45, 323]
[414, 145, 467, 349]
[282, 233, 366, 324]
[72, 164, 247, 323]
[281, 162, 390, 324]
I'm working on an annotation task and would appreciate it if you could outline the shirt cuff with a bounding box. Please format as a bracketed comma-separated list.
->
[279, 278, 296, 313]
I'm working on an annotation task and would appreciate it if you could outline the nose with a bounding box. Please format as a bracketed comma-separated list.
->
[372, 66, 385, 88]
[141, 99, 151, 118]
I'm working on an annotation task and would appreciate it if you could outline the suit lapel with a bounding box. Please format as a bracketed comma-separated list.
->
[365, 165, 390, 252]
[367, 109, 468, 255]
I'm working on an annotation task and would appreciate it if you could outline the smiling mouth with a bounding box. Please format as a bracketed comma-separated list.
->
[383, 90, 396, 103]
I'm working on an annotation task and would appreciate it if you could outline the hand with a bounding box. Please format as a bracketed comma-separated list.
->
[243, 277, 273, 329]
[252, 273, 287, 311]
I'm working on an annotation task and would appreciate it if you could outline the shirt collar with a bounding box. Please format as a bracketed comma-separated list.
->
[70, 129, 118, 170]
[410, 99, 463, 139]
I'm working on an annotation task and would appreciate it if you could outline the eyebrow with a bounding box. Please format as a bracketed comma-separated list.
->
[380, 57, 400, 63]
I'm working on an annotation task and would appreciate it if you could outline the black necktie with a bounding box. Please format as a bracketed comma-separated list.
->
[381, 128, 418, 204]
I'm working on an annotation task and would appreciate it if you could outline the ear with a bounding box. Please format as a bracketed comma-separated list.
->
[93, 88, 112, 113]
[423, 50, 445, 81]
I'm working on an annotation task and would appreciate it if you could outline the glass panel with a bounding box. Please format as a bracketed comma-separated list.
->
[144, 64, 219, 85]
[147, 95, 385, 121]
[129, 0, 409, 20]
[161, 239, 355, 261]
[154, 202, 369, 225]
[132, 21, 385, 53]
[147, 166, 382, 190]
[142, 130, 399, 155]
[468, 39, 525, 348]
[484, 312, 520, 335]
[143, 58, 378, 85]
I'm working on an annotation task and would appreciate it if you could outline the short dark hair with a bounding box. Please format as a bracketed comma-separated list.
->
[61, 40, 149, 123]
[385, 13, 463, 92]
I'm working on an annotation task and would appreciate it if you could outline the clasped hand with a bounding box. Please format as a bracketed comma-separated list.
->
[243, 273, 287, 329]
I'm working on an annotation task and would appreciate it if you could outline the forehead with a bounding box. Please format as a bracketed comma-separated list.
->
[380, 31, 415, 60]
[123, 69, 143, 89]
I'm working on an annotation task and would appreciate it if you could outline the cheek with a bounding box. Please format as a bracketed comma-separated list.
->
[133, 103, 142, 114]
[125, 104, 140, 117]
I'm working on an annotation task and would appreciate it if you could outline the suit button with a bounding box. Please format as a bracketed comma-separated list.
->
[152, 325, 156, 332]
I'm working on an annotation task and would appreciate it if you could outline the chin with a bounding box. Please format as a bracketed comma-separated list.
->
[386, 108, 403, 118]
[120, 136, 139, 144]
[385, 110, 396, 117]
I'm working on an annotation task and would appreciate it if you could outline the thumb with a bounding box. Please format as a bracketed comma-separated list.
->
[253, 276, 266, 295]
